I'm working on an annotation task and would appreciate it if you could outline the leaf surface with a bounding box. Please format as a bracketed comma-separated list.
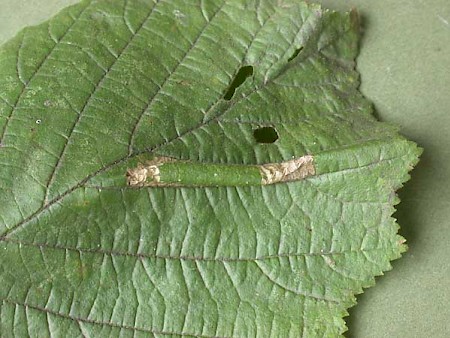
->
[0, 0, 420, 336]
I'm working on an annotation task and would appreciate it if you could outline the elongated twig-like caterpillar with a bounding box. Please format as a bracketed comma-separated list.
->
[126, 155, 315, 187]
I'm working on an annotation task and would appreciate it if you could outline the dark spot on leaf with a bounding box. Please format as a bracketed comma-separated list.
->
[253, 127, 278, 144]
[224, 65, 253, 100]
[288, 46, 303, 62]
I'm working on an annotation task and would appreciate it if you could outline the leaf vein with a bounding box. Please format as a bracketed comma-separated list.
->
[127, 0, 227, 155]
[253, 261, 339, 303]
[1, 297, 230, 338]
[1, 236, 386, 262]
[0, 3, 90, 143]
[42, 0, 163, 204]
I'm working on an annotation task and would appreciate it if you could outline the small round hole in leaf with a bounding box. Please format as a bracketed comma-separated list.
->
[253, 127, 278, 144]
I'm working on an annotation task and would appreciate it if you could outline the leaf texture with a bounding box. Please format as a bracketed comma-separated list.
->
[0, 0, 420, 337]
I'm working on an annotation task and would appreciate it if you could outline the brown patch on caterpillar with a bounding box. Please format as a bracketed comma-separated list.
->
[126, 157, 174, 187]
[260, 155, 315, 185]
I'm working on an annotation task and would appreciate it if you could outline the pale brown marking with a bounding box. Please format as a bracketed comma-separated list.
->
[260, 155, 315, 185]
[126, 157, 174, 186]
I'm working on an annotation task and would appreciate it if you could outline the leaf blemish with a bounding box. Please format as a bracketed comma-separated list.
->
[253, 126, 278, 143]
[173, 9, 186, 20]
[224, 65, 254, 100]
[288, 46, 304, 62]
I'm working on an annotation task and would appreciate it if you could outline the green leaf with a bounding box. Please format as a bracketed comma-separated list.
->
[0, 0, 420, 336]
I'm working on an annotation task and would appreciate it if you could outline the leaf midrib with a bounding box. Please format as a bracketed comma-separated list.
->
[0, 235, 391, 262]
[0, 137, 404, 239]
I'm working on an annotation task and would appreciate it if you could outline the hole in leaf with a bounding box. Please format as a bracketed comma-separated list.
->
[253, 127, 279, 144]
[224, 65, 253, 100]
[288, 46, 303, 62]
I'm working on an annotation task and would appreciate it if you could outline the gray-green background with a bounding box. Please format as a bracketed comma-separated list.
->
[1, 0, 449, 337]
